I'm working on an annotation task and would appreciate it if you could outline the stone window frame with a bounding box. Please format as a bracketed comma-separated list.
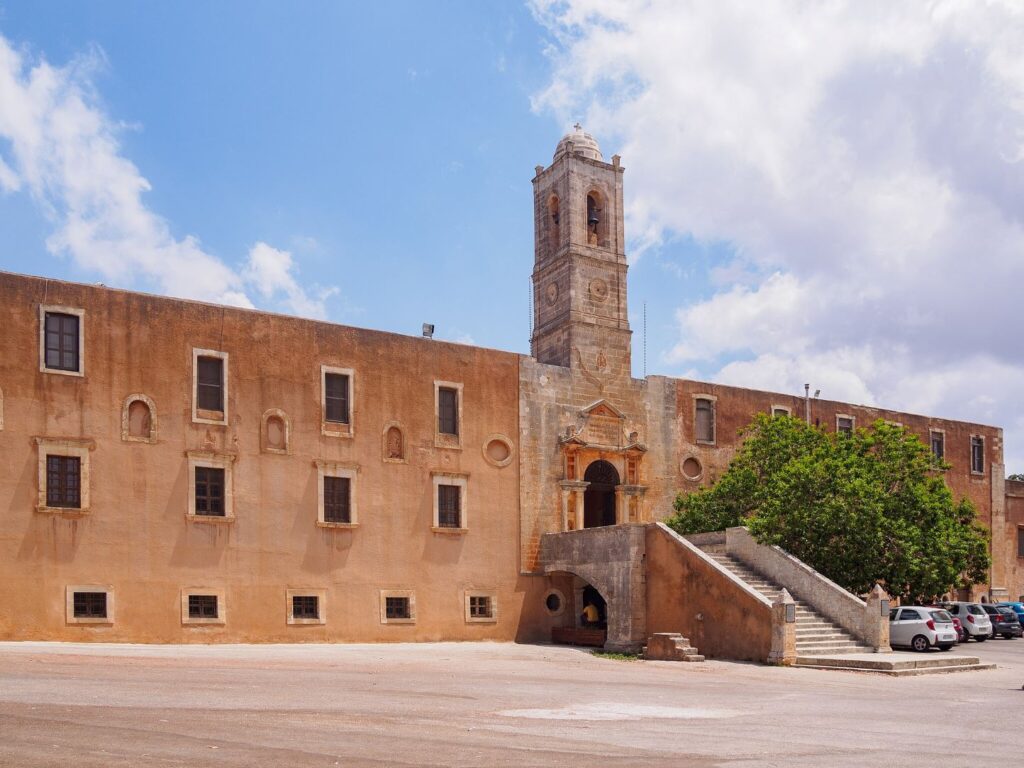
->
[191, 348, 229, 425]
[320, 364, 354, 438]
[464, 589, 498, 624]
[431, 471, 469, 534]
[692, 394, 717, 446]
[970, 434, 985, 476]
[836, 414, 856, 435]
[433, 380, 463, 450]
[121, 393, 158, 444]
[382, 420, 407, 464]
[261, 408, 291, 455]
[680, 454, 704, 482]
[543, 588, 566, 617]
[379, 589, 416, 625]
[315, 460, 359, 528]
[66, 584, 113, 625]
[928, 428, 946, 466]
[39, 304, 85, 377]
[482, 433, 514, 468]
[35, 437, 93, 516]
[1017, 526, 1024, 559]
[286, 588, 327, 625]
[771, 404, 791, 417]
[186, 450, 236, 524]
[180, 587, 226, 626]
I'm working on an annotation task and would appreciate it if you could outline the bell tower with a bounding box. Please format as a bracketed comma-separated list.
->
[531, 125, 631, 378]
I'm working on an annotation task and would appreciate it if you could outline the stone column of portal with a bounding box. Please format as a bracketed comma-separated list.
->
[991, 466, 1007, 600]
[614, 486, 627, 525]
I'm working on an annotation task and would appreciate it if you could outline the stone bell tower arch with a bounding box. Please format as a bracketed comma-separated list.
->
[530, 124, 631, 381]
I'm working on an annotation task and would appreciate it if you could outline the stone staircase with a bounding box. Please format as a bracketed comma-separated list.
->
[642, 632, 705, 662]
[707, 551, 871, 656]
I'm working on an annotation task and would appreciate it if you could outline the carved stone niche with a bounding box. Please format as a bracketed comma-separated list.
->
[121, 394, 157, 444]
[260, 409, 290, 455]
[382, 421, 406, 464]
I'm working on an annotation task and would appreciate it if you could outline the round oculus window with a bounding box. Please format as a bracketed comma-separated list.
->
[681, 456, 703, 481]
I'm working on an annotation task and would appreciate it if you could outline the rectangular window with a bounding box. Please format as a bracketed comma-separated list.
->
[930, 430, 944, 461]
[386, 596, 411, 620]
[323, 476, 351, 523]
[292, 595, 319, 620]
[46, 455, 81, 509]
[695, 398, 715, 443]
[438, 484, 461, 528]
[837, 417, 854, 436]
[194, 467, 225, 516]
[73, 591, 107, 619]
[324, 373, 350, 424]
[772, 407, 790, 417]
[438, 387, 458, 436]
[188, 594, 218, 619]
[1018, 527, 1024, 558]
[469, 596, 492, 619]
[196, 356, 224, 412]
[44, 312, 80, 372]
[971, 436, 984, 474]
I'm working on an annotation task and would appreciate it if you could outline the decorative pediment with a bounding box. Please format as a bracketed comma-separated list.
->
[579, 399, 626, 420]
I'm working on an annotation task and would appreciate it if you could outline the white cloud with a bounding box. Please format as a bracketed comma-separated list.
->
[0, 33, 334, 316]
[242, 242, 336, 319]
[533, 0, 1024, 471]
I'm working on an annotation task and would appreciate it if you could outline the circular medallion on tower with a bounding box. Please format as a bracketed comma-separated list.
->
[589, 278, 608, 302]
[545, 282, 559, 305]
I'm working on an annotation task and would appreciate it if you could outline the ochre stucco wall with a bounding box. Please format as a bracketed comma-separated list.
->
[0, 272, 548, 643]
[644, 524, 772, 662]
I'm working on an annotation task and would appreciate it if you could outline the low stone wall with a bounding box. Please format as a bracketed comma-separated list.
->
[725, 527, 889, 651]
[684, 531, 726, 548]
[646, 524, 778, 663]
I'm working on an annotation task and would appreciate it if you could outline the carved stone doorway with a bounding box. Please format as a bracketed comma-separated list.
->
[583, 460, 618, 528]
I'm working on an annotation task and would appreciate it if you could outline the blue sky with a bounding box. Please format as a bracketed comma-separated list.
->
[1, 2, 1023, 471]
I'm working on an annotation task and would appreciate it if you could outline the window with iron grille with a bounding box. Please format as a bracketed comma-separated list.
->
[195, 467, 225, 516]
[971, 437, 984, 474]
[323, 476, 351, 523]
[438, 484, 461, 528]
[188, 594, 218, 619]
[930, 431, 944, 461]
[386, 596, 410, 620]
[73, 591, 107, 619]
[46, 455, 81, 508]
[438, 387, 458, 436]
[44, 312, 80, 372]
[837, 417, 854, 436]
[325, 373, 350, 423]
[292, 595, 319, 620]
[695, 398, 715, 443]
[196, 356, 224, 411]
[469, 596, 492, 619]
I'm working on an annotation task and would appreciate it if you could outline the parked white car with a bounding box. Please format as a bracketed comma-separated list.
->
[889, 607, 958, 652]
[941, 602, 992, 641]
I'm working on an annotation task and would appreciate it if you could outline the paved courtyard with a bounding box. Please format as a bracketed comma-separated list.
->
[0, 639, 1021, 767]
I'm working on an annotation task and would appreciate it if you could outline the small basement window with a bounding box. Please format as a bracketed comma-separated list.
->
[465, 591, 498, 623]
[287, 589, 327, 625]
[188, 594, 218, 619]
[66, 585, 113, 625]
[379, 590, 416, 624]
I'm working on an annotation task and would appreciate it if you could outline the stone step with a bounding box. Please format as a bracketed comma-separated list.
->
[795, 640, 868, 650]
[796, 646, 872, 656]
[795, 631, 854, 641]
[793, 653, 995, 676]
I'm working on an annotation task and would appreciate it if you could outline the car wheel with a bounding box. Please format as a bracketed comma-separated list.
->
[911, 635, 930, 652]
[937, 644, 954, 651]
[975, 635, 986, 642]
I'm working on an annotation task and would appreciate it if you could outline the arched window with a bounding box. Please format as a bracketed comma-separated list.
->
[585, 191, 607, 247]
[121, 394, 157, 443]
[261, 409, 290, 454]
[548, 195, 560, 251]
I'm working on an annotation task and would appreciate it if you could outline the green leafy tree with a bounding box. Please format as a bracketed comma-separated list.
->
[1009, 473, 1024, 482]
[667, 414, 990, 602]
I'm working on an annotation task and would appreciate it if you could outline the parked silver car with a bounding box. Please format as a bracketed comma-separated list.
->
[889, 607, 958, 652]
[941, 602, 992, 641]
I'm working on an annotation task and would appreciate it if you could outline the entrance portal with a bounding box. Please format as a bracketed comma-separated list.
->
[583, 460, 618, 528]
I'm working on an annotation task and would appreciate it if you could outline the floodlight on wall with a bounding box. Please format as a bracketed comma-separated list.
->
[422, 323, 435, 339]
